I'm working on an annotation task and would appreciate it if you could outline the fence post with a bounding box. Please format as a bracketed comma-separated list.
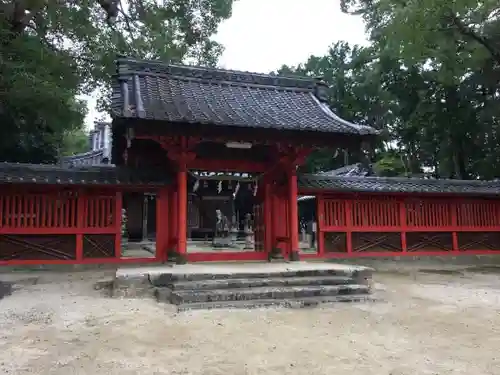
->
[115, 191, 122, 259]
[76, 190, 85, 261]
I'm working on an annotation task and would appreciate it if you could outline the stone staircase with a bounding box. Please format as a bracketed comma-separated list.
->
[150, 266, 373, 311]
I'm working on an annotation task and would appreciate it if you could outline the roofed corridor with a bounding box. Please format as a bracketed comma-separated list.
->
[2, 58, 500, 265]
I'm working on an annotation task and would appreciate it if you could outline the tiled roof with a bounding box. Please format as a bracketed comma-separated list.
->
[0, 163, 171, 186]
[318, 163, 373, 177]
[298, 174, 500, 195]
[60, 149, 106, 168]
[3, 162, 497, 196]
[111, 57, 377, 135]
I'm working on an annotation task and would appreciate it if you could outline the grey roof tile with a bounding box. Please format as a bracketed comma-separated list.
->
[111, 57, 377, 135]
[0, 163, 171, 186]
[318, 163, 373, 177]
[298, 174, 500, 195]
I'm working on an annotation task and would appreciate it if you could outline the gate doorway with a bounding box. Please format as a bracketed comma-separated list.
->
[185, 171, 268, 261]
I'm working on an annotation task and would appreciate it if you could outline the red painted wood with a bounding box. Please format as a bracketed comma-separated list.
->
[399, 199, 407, 252]
[299, 249, 500, 259]
[316, 195, 325, 257]
[169, 188, 178, 248]
[0, 257, 160, 266]
[114, 191, 123, 258]
[264, 182, 273, 253]
[188, 159, 267, 172]
[345, 199, 353, 254]
[156, 187, 169, 262]
[187, 251, 268, 262]
[76, 191, 85, 261]
[288, 169, 299, 255]
[451, 198, 459, 252]
[177, 164, 188, 254]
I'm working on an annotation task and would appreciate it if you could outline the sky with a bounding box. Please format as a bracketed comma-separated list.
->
[82, 0, 368, 128]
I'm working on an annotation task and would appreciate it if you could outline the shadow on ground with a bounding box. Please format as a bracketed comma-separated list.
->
[0, 281, 12, 300]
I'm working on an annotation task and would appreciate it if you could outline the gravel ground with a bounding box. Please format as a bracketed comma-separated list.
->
[1, 268, 500, 375]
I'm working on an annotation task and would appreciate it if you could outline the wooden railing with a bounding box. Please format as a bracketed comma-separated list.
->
[0, 188, 122, 264]
[317, 195, 500, 256]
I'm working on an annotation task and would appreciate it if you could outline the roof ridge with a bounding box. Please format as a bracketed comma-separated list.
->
[302, 173, 500, 185]
[116, 56, 316, 90]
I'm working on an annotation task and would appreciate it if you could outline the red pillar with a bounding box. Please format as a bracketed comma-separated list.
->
[177, 163, 188, 259]
[170, 189, 178, 247]
[114, 191, 122, 259]
[76, 190, 85, 262]
[156, 187, 169, 262]
[288, 168, 300, 261]
[264, 181, 273, 253]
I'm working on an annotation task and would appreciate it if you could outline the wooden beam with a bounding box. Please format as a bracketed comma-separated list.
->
[188, 159, 268, 172]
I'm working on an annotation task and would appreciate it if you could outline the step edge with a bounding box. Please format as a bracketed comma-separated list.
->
[176, 294, 375, 311]
[165, 275, 359, 288]
[172, 283, 370, 296]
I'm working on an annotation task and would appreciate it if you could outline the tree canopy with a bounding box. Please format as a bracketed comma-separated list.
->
[280, 0, 500, 179]
[2, 0, 500, 181]
[0, 0, 234, 163]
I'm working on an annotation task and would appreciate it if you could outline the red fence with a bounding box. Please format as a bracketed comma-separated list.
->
[316, 195, 500, 257]
[0, 188, 125, 265]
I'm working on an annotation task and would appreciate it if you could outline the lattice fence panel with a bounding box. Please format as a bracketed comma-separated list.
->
[323, 232, 347, 253]
[351, 198, 400, 228]
[406, 232, 453, 252]
[83, 195, 116, 228]
[351, 232, 402, 252]
[0, 234, 76, 260]
[455, 200, 500, 228]
[82, 234, 115, 258]
[0, 192, 78, 229]
[457, 232, 500, 251]
[321, 200, 345, 227]
[405, 199, 452, 228]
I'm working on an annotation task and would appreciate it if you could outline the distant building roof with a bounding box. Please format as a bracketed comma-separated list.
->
[318, 163, 373, 177]
[111, 57, 377, 136]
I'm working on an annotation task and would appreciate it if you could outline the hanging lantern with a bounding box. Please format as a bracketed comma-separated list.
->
[203, 180, 208, 188]
[253, 182, 258, 197]
[217, 180, 222, 194]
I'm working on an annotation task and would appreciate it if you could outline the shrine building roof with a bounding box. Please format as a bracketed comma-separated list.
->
[111, 57, 377, 136]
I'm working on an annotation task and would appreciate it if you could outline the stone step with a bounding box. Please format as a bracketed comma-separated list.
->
[150, 268, 370, 285]
[168, 275, 358, 291]
[163, 284, 371, 304]
[176, 294, 375, 311]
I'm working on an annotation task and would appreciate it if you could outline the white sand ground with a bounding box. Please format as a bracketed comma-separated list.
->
[0, 266, 499, 375]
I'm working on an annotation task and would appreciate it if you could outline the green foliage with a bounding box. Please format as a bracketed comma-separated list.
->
[373, 154, 407, 177]
[284, 0, 500, 179]
[0, 0, 235, 163]
[60, 129, 91, 157]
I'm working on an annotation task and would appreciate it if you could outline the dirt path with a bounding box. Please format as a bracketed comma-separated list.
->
[1, 268, 500, 375]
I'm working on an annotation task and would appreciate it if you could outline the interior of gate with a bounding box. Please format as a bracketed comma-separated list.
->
[310, 193, 500, 257]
